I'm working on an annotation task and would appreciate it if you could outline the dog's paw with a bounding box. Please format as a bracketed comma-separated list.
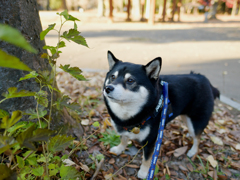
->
[109, 146, 123, 155]
[187, 147, 198, 158]
[137, 164, 149, 179]
[137, 170, 148, 179]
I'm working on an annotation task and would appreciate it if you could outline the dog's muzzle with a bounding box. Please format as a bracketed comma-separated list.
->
[105, 85, 114, 94]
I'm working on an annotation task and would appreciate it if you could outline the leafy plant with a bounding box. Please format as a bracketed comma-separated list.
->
[99, 129, 121, 148]
[0, 10, 89, 179]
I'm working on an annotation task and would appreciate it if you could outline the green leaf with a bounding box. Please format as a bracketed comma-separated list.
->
[58, 10, 80, 21]
[27, 156, 37, 166]
[92, 122, 100, 127]
[59, 10, 69, 20]
[7, 122, 26, 136]
[31, 128, 54, 142]
[43, 45, 57, 56]
[96, 154, 104, 161]
[0, 109, 9, 119]
[0, 49, 32, 71]
[58, 41, 66, 48]
[48, 134, 75, 153]
[0, 24, 37, 53]
[0, 110, 22, 129]
[60, 164, 81, 179]
[56, 95, 80, 111]
[35, 90, 48, 107]
[19, 71, 38, 81]
[32, 166, 44, 176]
[59, 64, 87, 81]
[61, 29, 88, 47]
[40, 23, 56, 40]
[2, 87, 35, 99]
[25, 107, 47, 120]
[48, 164, 56, 170]
[16, 124, 36, 150]
[38, 70, 54, 85]
[74, 22, 77, 30]
[0, 164, 17, 180]
[50, 169, 58, 176]
[47, 85, 60, 93]
[68, 15, 80, 21]
[16, 155, 25, 168]
[37, 154, 47, 163]
[0, 135, 17, 154]
[99, 129, 120, 148]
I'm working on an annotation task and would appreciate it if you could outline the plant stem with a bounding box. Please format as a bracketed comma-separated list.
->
[0, 98, 7, 104]
[68, 129, 100, 157]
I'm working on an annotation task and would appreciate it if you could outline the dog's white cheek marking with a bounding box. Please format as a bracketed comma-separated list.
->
[181, 115, 199, 157]
[107, 85, 149, 120]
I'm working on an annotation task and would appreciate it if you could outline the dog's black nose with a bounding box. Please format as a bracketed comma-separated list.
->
[105, 85, 114, 94]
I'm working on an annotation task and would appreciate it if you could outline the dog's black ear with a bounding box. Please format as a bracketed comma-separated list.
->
[144, 57, 162, 79]
[107, 51, 119, 70]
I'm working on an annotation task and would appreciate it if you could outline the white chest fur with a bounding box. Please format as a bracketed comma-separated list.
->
[111, 120, 150, 142]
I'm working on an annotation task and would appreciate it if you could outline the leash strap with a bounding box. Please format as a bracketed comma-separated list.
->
[147, 81, 169, 180]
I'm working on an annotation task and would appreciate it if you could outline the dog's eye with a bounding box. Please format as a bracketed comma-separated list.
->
[126, 78, 135, 84]
[111, 75, 115, 81]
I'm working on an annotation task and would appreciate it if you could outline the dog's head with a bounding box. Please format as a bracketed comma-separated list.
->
[103, 51, 162, 120]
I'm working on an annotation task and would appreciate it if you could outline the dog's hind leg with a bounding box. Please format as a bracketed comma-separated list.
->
[181, 115, 200, 158]
[109, 135, 129, 155]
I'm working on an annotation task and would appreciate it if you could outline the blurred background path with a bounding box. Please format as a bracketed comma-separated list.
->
[40, 10, 240, 104]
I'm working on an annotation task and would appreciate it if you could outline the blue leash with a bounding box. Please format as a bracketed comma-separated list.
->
[147, 81, 169, 180]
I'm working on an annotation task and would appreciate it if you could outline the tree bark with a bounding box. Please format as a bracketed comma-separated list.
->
[148, 0, 156, 24]
[61, 0, 68, 10]
[162, 0, 167, 22]
[0, 0, 84, 136]
[0, 0, 49, 116]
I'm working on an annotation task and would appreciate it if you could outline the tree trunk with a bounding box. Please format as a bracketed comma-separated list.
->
[148, 0, 156, 25]
[0, 0, 49, 116]
[231, 0, 238, 16]
[0, 0, 83, 136]
[162, 0, 167, 22]
[61, 0, 68, 10]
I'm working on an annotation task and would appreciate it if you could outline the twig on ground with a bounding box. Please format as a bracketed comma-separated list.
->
[91, 158, 105, 180]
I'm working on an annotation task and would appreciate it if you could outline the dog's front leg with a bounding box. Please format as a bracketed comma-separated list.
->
[109, 135, 129, 155]
[137, 143, 154, 179]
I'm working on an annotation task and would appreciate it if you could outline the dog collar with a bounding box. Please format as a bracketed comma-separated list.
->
[122, 81, 167, 134]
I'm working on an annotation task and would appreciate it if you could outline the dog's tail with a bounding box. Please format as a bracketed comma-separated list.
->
[211, 84, 220, 100]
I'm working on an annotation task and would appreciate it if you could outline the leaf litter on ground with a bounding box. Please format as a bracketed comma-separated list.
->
[56, 71, 240, 179]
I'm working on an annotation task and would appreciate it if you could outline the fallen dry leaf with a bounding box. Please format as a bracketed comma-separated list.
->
[210, 135, 224, 145]
[79, 162, 90, 172]
[125, 164, 139, 168]
[109, 158, 115, 164]
[173, 146, 188, 157]
[235, 143, 240, 150]
[62, 159, 76, 166]
[81, 119, 90, 126]
[179, 165, 188, 171]
[104, 173, 113, 180]
[207, 155, 218, 168]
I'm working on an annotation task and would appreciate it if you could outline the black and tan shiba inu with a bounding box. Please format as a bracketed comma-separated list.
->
[103, 51, 220, 179]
